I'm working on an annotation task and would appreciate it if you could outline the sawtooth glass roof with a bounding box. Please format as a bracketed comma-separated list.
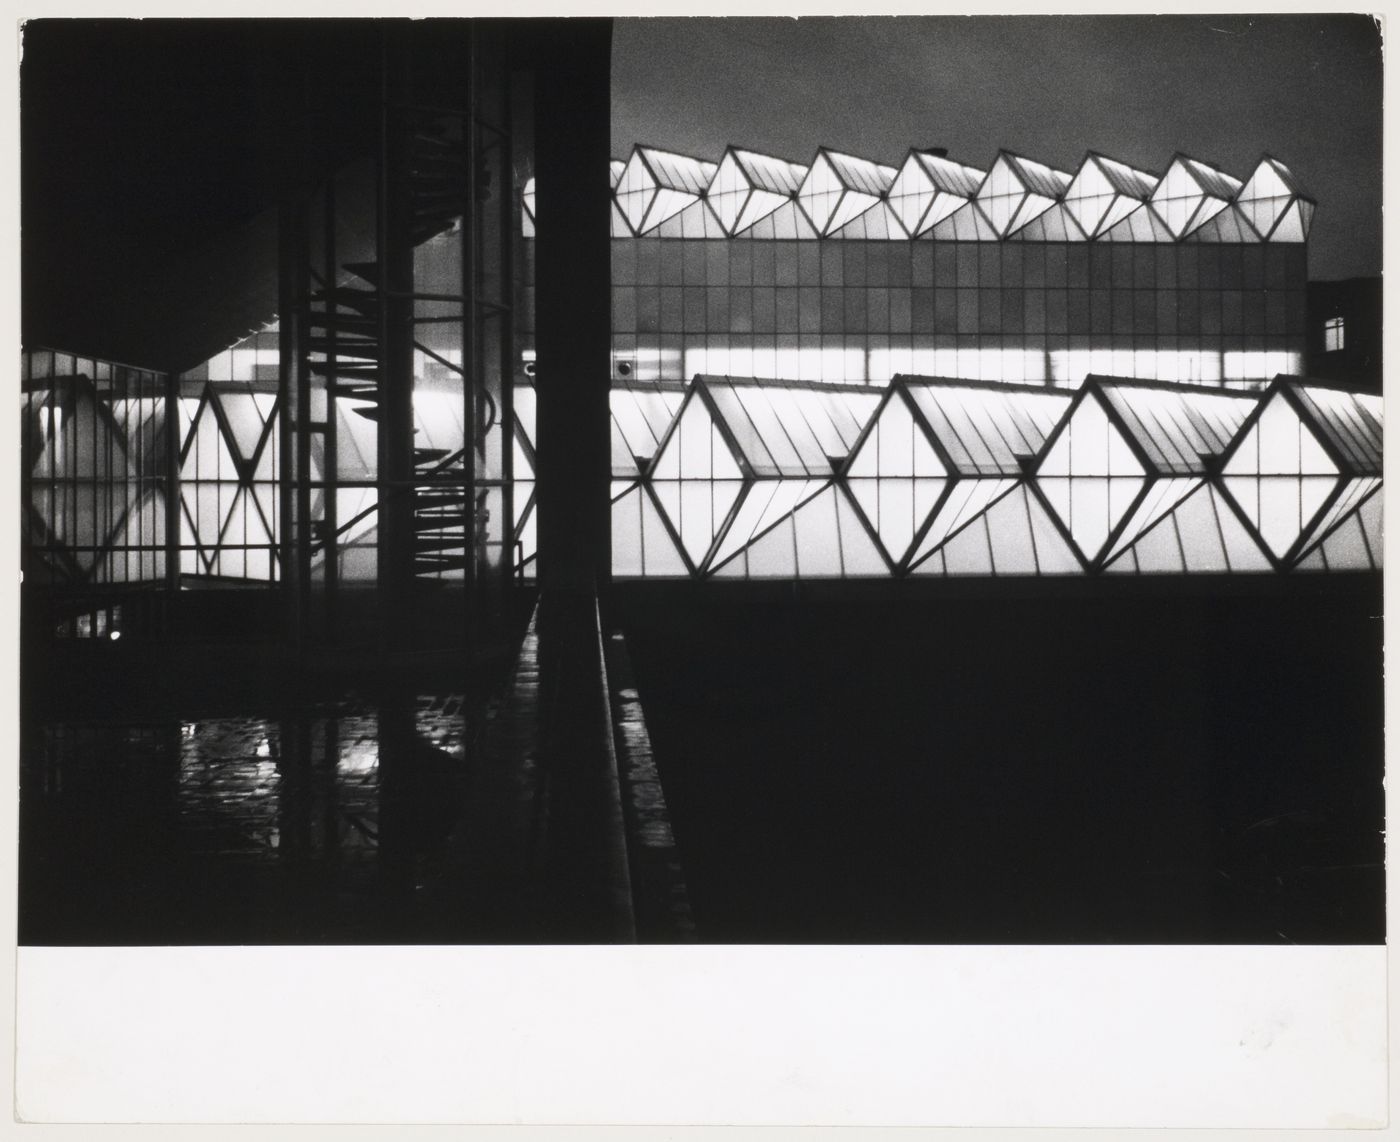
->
[887, 150, 986, 238]
[563, 145, 1316, 243]
[797, 147, 900, 237]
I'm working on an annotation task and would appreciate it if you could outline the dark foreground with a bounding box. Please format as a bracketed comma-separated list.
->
[615, 576, 1384, 943]
[19, 575, 1384, 945]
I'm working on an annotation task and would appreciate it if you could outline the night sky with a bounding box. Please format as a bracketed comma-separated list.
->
[19, 15, 1383, 361]
[613, 15, 1382, 281]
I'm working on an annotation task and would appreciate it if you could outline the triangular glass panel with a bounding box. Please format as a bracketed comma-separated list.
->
[1105, 509, 1179, 575]
[1299, 473, 1339, 531]
[888, 155, 935, 236]
[923, 190, 966, 231]
[219, 486, 249, 549]
[1064, 158, 1115, 237]
[615, 150, 659, 235]
[1298, 200, 1316, 239]
[789, 486, 844, 576]
[651, 477, 744, 569]
[826, 189, 880, 235]
[833, 485, 888, 576]
[1311, 512, 1374, 570]
[719, 513, 796, 578]
[911, 475, 1020, 564]
[1153, 485, 1228, 573]
[1298, 420, 1337, 475]
[930, 200, 1000, 240]
[1269, 199, 1307, 243]
[638, 487, 690, 577]
[251, 483, 278, 542]
[937, 515, 996, 575]
[844, 477, 882, 543]
[217, 392, 266, 462]
[1237, 194, 1291, 239]
[980, 189, 1024, 237]
[1007, 191, 1056, 235]
[1102, 203, 1173, 242]
[1182, 194, 1229, 235]
[637, 186, 698, 234]
[1241, 158, 1293, 203]
[734, 189, 793, 235]
[1105, 475, 1202, 562]
[1204, 486, 1270, 572]
[856, 476, 948, 565]
[708, 150, 751, 234]
[1097, 193, 1142, 235]
[1007, 202, 1081, 241]
[178, 396, 200, 448]
[610, 202, 631, 237]
[1149, 157, 1207, 239]
[981, 484, 1043, 574]
[651, 197, 727, 239]
[796, 152, 844, 235]
[194, 484, 225, 553]
[1022, 486, 1085, 573]
[1186, 205, 1258, 243]
[187, 407, 234, 480]
[610, 417, 636, 476]
[737, 200, 818, 239]
[710, 478, 828, 568]
[1305, 476, 1380, 553]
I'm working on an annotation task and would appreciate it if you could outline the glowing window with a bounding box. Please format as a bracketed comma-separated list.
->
[1324, 316, 1345, 353]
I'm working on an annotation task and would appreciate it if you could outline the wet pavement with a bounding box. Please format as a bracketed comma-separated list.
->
[21, 606, 696, 946]
[21, 693, 488, 944]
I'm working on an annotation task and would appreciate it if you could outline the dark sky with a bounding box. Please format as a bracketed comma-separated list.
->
[612, 15, 1382, 281]
[19, 15, 1383, 360]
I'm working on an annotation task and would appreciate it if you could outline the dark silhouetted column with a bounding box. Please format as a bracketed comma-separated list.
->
[533, 19, 613, 596]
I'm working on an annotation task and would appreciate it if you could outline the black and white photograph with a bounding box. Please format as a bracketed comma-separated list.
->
[13, 11, 1388, 1125]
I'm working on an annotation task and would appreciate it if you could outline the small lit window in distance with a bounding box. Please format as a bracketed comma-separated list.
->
[1324, 316, 1345, 353]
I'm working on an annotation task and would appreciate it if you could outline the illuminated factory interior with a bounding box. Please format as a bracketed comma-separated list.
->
[20, 18, 1383, 945]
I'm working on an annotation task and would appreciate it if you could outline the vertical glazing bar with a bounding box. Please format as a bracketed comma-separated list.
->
[164, 370, 181, 597]
[323, 179, 339, 637]
[498, 41, 517, 616]
[278, 198, 308, 647]
[462, 30, 478, 647]
[89, 365, 97, 583]
[379, 27, 417, 649]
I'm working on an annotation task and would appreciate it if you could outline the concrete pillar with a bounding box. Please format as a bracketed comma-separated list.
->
[532, 19, 613, 597]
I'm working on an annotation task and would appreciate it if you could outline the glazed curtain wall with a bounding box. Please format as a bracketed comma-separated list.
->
[176, 323, 283, 582]
[22, 348, 169, 587]
[602, 239, 1307, 388]
[529, 374, 1380, 582]
[519, 146, 1314, 390]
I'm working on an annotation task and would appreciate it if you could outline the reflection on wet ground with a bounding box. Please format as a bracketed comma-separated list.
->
[21, 693, 506, 945]
[24, 581, 1383, 946]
